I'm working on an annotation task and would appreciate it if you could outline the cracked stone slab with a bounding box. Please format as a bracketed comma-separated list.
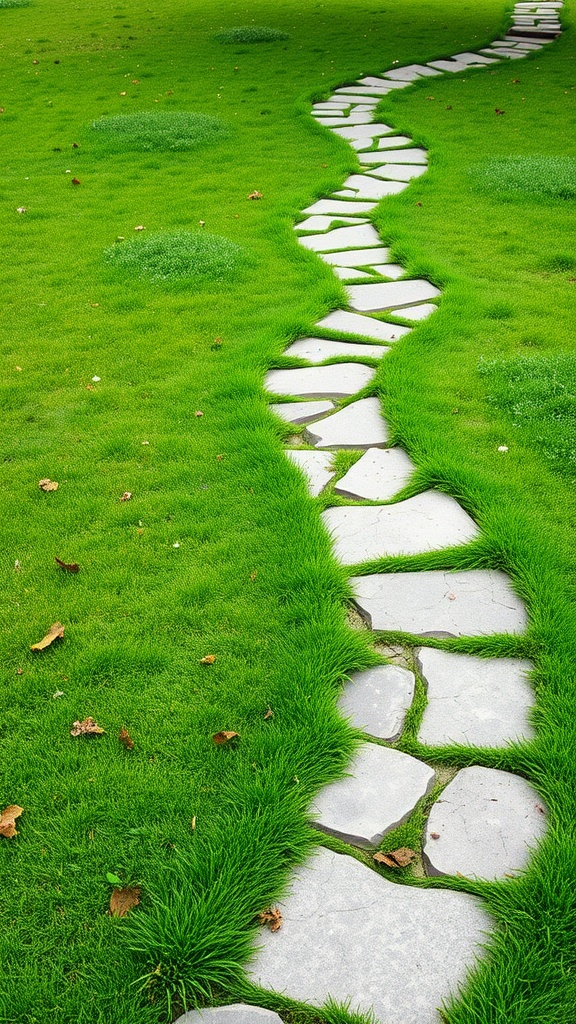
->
[363, 147, 427, 163]
[382, 64, 443, 80]
[304, 199, 378, 215]
[284, 336, 387, 362]
[297, 222, 382, 252]
[248, 847, 491, 1024]
[269, 400, 334, 425]
[349, 569, 528, 636]
[479, 46, 526, 57]
[315, 309, 411, 342]
[389, 302, 439, 321]
[341, 174, 409, 199]
[416, 648, 535, 747]
[295, 215, 368, 233]
[370, 263, 405, 279]
[311, 742, 435, 846]
[333, 122, 394, 140]
[175, 1008, 283, 1024]
[265, 364, 375, 399]
[334, 85, 396, 96]
[427, 59, 481, 73]
[348, 278, 441, 311]
[368, 163, 428, 181]
[285, 450, 335, 497]
[339, 664, 415, 740]
[322, 491, 479, 564]
[332, 94, 380, 105]
[316, 113, 375, 126]
[317, 246, 391, 266]
[332, 266, 375, 281]
[424, 766, 547, 880]
[305, 397, 389, 449]
[334, 447, 415, 500]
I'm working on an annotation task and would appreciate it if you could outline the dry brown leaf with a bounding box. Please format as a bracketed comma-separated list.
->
[263, 707, 274, 720]
[200, 654, 216, 665]
[109, 885, 140, 917]
[373, 847, 416, 869]
[120, 491, 132, 501]
[430, 832, 440, 840]
[211, 337, 222, 350]
[39, 478, 58, 492]
[55, 557, 80, 574]
[495, 108, 506, 115]
[195, 410, 204, 417]
[213, 730, 239, 745]
[258, 907, 282, 932]
[71, 717, 105, 737]
[30, 621, 64, 651]
[119, 727, 134, 750]
[247, 190, 263, 200]
[0, 805, 24, 839]
[71, 178, 81, 185]
[249, 570, 257, 581]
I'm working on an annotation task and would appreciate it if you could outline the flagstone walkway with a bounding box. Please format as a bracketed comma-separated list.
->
[177, 4, 562, 1024]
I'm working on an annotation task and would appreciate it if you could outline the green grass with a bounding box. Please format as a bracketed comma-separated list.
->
[90, 111, 229, 152]
[214, 26, 289, 44]
[104, 229, 248, 283]
[469, 155, 576, 200]
[0, 0, 30, 8]
[1, 0, 576, 1021]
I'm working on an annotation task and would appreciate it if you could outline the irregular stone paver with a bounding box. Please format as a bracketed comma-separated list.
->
[315, 112, 374, 125]
[349, 569, 528, 636]
[295, 215, 368, 232]
[368, 163, 428, 181]
[305, 397, 389, 449]
[348, 278, 441, 311]
[333, 122, 394, 140]
[334, 446, 415, 499]
[424, 766, 547, 880]
[375, 134, 416, 149]
[383, 63, 442, 80]
[338, 664, 415, 740]
[341, 174, 409, 199]
[332, 93, 380, 105]
[332, 266, 374, 281]
[283, 336, 387, 362]
[248, 847, 492, 1024]
[389, 301, 438, 321]
[175, 1008, 282, 1024]
[269, 400, 333, 425]
[297, 222, 382, 251]
[322, 491, 479, 564]
[316, 309, 411, 341]
[311, 742, 435, 846]
[317, 246, 391, 266]
[370, 262, 405, 279]
[363, 147, 428, 163]
[334, 84, 396, 96]
[285, 449, 335, 497]
[479, 46, 525, 57]
[265, 364, 375, 399]
[304, 198, 378, 215]
[416, 648, 535, 747]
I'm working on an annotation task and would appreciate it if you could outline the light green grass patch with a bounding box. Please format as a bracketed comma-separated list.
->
[90, 111, 228, 152]
[214, 26, 289, 44]
[469, 155, 576, 201]
[104, 230, 247, 284]
[0, 0, 30, 7]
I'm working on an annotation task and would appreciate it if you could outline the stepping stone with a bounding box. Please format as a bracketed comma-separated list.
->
[350, 569, 528, 636]
[332, 94, 380, 105]
[479, 47, 525, 58]
[338, 664, 415, 740]
[424, 766, 547, 880]
[322, 491, 479, 564]
[364, 147, 427, 163]
[248, 847, 491, 1024]
[347, 279, 441, 311]
[382, 64, 442, 80]
[304, 199, 378, 215]
[376, 134, 415, 148]
[316, 309, 411, 342]
[389, 302, 438, 321]
[269, 400, 334, 425]
[295, 215, 368, 233]
[318, 246, 391, 266]
[341, 175, 409, 199]
[284, 337, 387, 362]
[333, 123, 394, 140]
[354, 77, 411, 90]
[305, 397, 389, 449]
[316, 113, 375, 125]
[297, 222, 382, 252]
[367, 163, 427, 181]
[510, 39, 545, 47]
[416, 648, 536, 747]
[334, 447, 415, 500]
[332, 266, 375, 281]
[334, 85, 396, 96]
[285, 450, 335, 497]
[371, 263, 405, 279]
[265, 364, 375, 399]
[427, 59, 482, 73]
[175, 1008, 283, 1024]
[311, 742, 435, 846]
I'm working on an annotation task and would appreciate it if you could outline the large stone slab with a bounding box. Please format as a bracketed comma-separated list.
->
[175, 1008, 282, 1024]
[265, 364, 375, 399]
[339, 664, 415, 740]
[376, 135, 415, 149]
[297, 223, 382, 252]
[316, 112, 375, 126]
[416, 648, 535, 747]
[283, 336, 387, 362]
[295, 215, 368, 233]
[348, 279, 441, 311]
[248, 847, 492, 1024]
[334, 85, 396, 96]
[322, 491, 479, 564]
[333, 123, 394, 140]
[269, 400, 333, 425]
[363, 147, 427, 164]
[305, 397, 389, 449]
[371, 263, 405, 279]
[354, 77, 411, 90]
[332, 266, 375, 281]
[368, 163, 428, 181]
[350, 569, 528, 636]
[318, 246, 391, 266]
[285, 449, 335, 497]
[424, 766, 547, 880]
[341, 174, 409, 199]
[382, 64, 442, 80]
[479, 46, 526, 58]
[316, 309, 411, 342]
[311, 742, 435, 846]
[389, 302, 438, 321]
[334, 447, 415, 500]
[304, 199, 378, 215]
[331, 93, 380, 105]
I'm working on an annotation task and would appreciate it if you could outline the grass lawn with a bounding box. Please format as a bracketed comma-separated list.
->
[1, 0, 575, 1022]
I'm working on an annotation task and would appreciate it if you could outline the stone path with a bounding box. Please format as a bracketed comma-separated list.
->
[177, 5, 562, 1024]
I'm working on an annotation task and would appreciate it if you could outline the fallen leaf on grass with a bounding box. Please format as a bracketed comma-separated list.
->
[495, 108, 505, 115]
[263, 707, 274, 720]
[30, 622, 64, 651]
[0, 805, 24, 839]
[211, 336, 222, 350]
[55, 557, 80, 573]
[39, 478, 58, 492]
[120, 491, 132, 501]
[194, 410, 204, 417]
[373, 847, 416, 869]
[200, 654, 216, 665]
[247, 190, 263, 200]
[258, 907, 282, 932]
[119, 727, 134, 750]
[71, 178, 81, 185]
[16, 206, 26, 214]
[249, 570, 257, 581]
[109, 885, 140, 917]
[70, 717, 105, 737]
[213, 730, 239, 745]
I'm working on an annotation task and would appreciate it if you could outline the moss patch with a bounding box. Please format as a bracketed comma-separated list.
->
[104, 230, 247, 284]
[90, 111, 228, 152]
[214, 25, 289, 44]
[469, 156, 576, 201]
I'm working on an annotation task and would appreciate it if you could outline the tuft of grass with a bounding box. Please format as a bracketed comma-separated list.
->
[90, 111, 228, 152]
[104, 230, 247, 284]
[0, 0, 30, 7]
[469, 156, 576, 202]
[214, 26, 289, 44]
